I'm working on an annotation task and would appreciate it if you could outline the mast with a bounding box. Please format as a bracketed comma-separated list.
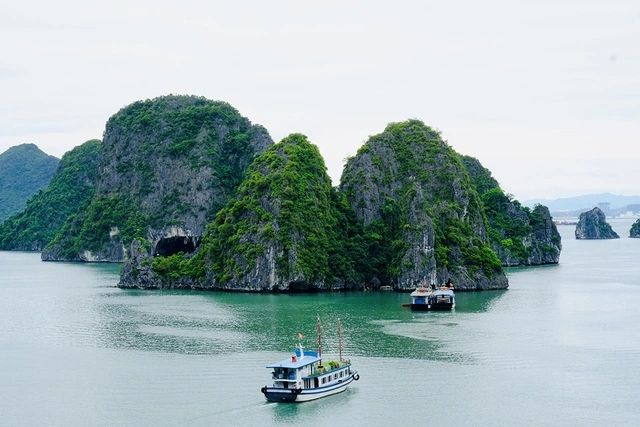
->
[317, 317, 322, 357]
[338, 318, 342, 362]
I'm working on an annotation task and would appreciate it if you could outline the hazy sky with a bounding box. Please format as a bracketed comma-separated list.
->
[1, 0, 638, 201]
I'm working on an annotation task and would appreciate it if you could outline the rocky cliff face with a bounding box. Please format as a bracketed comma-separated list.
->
[463, 156, 561, 266]
[43, 95, 273, 265]
[488, 204, 561, 265]
[527, 205, 562, 263]
[575, 207, 619, 239]
[339, 120, 508, 291]
[630, 219, 640, 238]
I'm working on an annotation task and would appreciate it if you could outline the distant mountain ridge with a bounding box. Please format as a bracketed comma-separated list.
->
[0, 143, 60, 222]
[523, 193, 640, 212]
[0, 140, 102, 250]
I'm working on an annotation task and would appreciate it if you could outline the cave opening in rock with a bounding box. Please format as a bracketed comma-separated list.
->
[155, 236, 201, 257]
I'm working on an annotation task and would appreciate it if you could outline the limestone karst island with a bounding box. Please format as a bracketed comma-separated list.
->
[0, 95, 563, 292]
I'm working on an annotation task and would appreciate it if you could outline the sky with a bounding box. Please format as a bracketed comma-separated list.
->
[1, 0, 638, 201]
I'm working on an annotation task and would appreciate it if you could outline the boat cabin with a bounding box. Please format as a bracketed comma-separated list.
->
[409, 286, 455, 311]
[266, 347, 352, 391]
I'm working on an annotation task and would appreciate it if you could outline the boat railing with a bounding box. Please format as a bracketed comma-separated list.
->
[308, 360, 351, 377]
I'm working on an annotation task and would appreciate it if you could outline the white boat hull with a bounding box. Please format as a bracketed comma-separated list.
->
[262, 372, 359, 402]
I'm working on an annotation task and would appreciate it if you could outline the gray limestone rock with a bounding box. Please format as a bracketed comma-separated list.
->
[575, 207, 619, 239]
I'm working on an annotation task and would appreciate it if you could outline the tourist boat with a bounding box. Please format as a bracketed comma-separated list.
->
[260, 319, 359, 402]
[407, 284, 455, 311]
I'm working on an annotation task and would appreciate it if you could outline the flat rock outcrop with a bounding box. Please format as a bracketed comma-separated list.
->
[575, 207, 619, 239]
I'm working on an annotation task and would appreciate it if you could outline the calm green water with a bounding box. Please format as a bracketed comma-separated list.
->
[1, 219, 639, 426]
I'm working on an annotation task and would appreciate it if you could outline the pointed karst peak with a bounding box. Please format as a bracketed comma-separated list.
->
[199, 132, 338, 292]
[575, 207, 620, 239]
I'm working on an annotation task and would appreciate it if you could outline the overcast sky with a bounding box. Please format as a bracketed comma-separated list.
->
[1, 0, 638, 201]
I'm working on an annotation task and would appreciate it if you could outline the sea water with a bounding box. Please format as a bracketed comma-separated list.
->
[1, 219, 639, 426]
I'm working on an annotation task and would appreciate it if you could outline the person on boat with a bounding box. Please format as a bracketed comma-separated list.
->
[447, 279, 454, 289]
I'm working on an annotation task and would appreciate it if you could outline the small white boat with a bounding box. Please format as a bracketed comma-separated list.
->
[260, 319, 359, 402]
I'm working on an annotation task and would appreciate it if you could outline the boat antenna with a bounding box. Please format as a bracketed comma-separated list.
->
[338, 318, 342, 362]
[297, 332, 304, 358]
[317, 316, 322, 357]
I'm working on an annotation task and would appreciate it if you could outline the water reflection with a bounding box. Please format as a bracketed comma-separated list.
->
[267, 387, 358, 424]
[93, 289, 247, 354]
[89, 287, 510, 364]
[453, 289, 508, 313]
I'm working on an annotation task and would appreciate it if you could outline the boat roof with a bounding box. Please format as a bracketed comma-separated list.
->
[410, 287, 454, 297]
[410, 287, 432, 297]
[266, 349, 321, 369]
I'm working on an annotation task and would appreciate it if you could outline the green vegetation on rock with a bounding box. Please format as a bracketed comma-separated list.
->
[464, 155, 561, 266]
[340, 119, 505, 289]
[481, 187, 533, 261]
[192, 133, 346, 288]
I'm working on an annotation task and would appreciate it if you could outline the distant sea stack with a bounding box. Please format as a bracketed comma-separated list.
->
[630, 219, 640, 238]
[575, 207, 619, 239]
[43, 95, 274, 263]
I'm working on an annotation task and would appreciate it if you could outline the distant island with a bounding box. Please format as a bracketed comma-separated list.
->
[575, 207, 619, 239]
[523, 193, 640, 220]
